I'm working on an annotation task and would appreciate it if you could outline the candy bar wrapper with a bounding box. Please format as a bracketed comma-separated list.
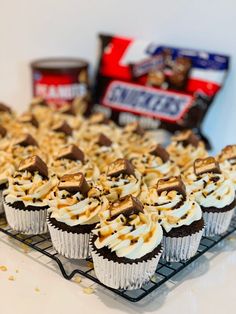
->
[47, 217, 90, 259]
[162, 227, 204, 262]
[0, 190, 4, 214]
[203, 209, 234, 237]
[94, 34, 230, 149]
[90, 242, 163, 290]
[3, 200, 48, 234]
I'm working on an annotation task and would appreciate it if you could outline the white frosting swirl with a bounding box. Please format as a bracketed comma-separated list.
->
[143, 188, 202, 232]
[93, 211, 163, 259]
[4, 171, 57, 207]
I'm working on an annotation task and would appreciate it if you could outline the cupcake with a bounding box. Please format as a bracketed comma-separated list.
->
[50, 144, 100, 181]
[3, 155, 56, 234]
[217, 145, 236, 190]
[167, 130, 208, 172]
[98, 158, 142, 202]
[90, 195, 163, 290]
[131, 144, 180, 187]
[119, 122, 156, 157]
[47, 172, 106, 259]
[188, 157, 236, 236]
[143, 176, 204, 262]
[0, 103, 15, 127]
[86, 133, 123, 173]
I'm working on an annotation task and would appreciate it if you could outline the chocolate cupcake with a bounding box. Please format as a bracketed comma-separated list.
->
[50, 144, 100, 181]
[188, 157, 236, 236]
[131, 144, 180, 187]
[90, 195, 163, 290]
[217, 145, 236, 191]
[99, 158, 142, 202]
[47, 172, 106, 259]
[144, 176, 204, 262]
[167, 130, 208, 172]
[3, 155, 56, 234]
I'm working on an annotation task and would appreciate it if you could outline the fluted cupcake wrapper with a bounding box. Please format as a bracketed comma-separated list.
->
[203, 209, 234, 237]
[90, 241, 163, 290]
[162, 227, 204, 262]
[3, 200, 48, 235]
[0, 190, 4, 214]
[47, 217, 90, 259]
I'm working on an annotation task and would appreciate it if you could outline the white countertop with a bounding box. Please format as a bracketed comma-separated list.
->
[1, 231, 236, 314]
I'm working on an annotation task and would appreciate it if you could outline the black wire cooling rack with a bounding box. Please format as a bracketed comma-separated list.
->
[1, 213, 236, 303]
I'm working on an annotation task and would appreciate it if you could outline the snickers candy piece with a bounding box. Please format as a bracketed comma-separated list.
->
[149, 144, 169, 162]
[124, 122, 145, 136]
[96, 133, 112, 147]
[18, 155, 48, 178]
[0, 125, 7, 138]
[194, 157, 221, 176]
[52, 120, 72, 136]
[174, 130, 199, 148]
[89, 112, 109, 124]
[0, 103, 11, 113]
[19, 113, 39, 128]
[58, 172, 90, 196]
[107, 158, 135, 177]
[157, 176, 186, 196]
[14, 134, 38, 147]
[57, 144, 84, 162]
[110, 195, 143, 218]
[219, 145, 236, 162]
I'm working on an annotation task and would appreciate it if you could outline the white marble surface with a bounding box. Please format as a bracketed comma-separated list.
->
[1, 230, 236, 314]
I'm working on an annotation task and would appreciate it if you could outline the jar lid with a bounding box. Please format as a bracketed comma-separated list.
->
[31, 58, 88, 71]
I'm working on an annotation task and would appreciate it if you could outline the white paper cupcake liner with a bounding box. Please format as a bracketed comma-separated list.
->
[162, 227, 204, 262]
[90, 241, 163, 290]
[203, 209, 234, 237]
[47, 217, 91, 259]
[0, 190, 4, 214]
[3, 200, 48, 234]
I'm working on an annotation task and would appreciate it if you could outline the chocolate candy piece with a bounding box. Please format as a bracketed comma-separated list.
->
[96, 133, 112, 147]
[57, 144, 84, 162]
[107, 158, 135, 177]
[0, 125, 7, 138]
[219, 145, 236, 162]
[19, 113, 39, 128]
[110, 195, 143, 218]
[174, 130, 199, 148]
[124, 122, 145, 136]
[89, 112, 109, 124]
[58, 172, 90, 196]
[149, 144, 169, 162]
[52, 120, 72, 136]
[0, 103, 11, 113]
[14, 134, 38, 147]
[18, 155, 48, 178]
[59, 103, 76, 116]
[157, 176, 186, 196]
[194, 157, 221, 176]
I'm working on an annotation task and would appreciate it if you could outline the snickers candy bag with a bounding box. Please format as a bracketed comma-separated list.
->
[94, 34, 230, 149]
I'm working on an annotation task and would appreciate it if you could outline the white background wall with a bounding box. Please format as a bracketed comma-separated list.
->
[0, 0, 235, 153]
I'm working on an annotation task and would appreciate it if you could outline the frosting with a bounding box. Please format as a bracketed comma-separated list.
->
[188, 172, 235, 209]
[131, 154, 180, 187]
[99, 169, 142, 201]
[4, 171, 57, 207]
[93, 208, 163, 259]
[143, 187, 202, 232]
[49, 185, 107, 226]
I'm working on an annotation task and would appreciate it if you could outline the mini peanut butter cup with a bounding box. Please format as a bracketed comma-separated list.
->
[157, 176, 186, 196]
[58, 172, 90, 196]
[18, 155, 48, 178]
[57, 144, 84, 162]
[110, 195, 143, 218]
[194, 157, 221, 176]
[107, 158, 135, 177]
